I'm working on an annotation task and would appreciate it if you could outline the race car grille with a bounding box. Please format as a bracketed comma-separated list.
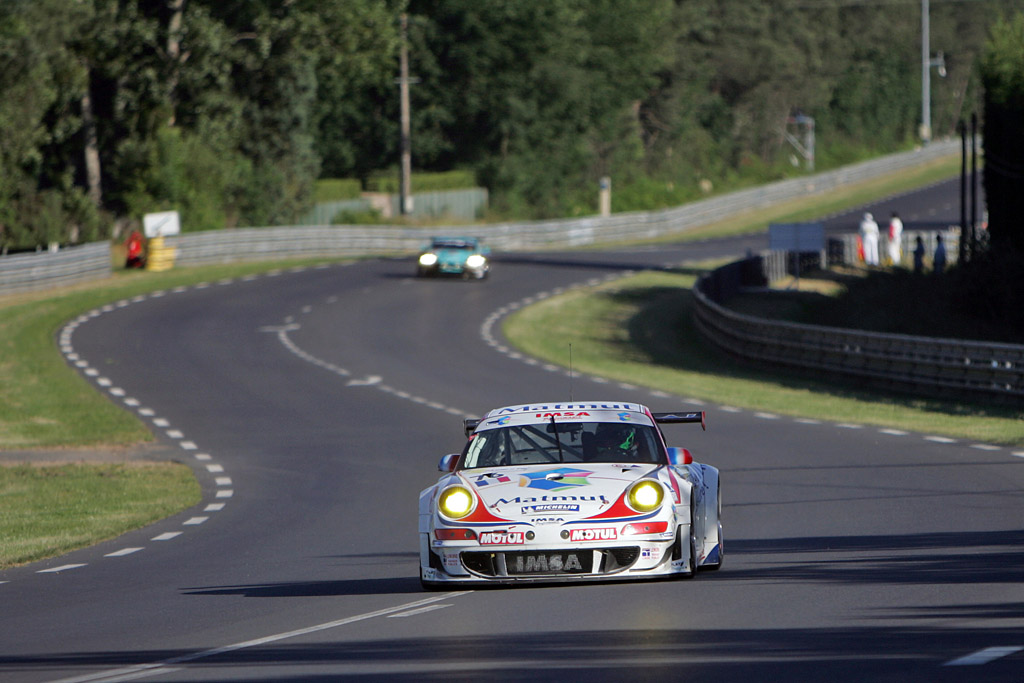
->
[461, 547, 641, 578]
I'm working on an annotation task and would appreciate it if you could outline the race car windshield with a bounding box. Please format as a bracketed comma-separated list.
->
[432, 239, 474, 250]
[462, 421, 661, 468]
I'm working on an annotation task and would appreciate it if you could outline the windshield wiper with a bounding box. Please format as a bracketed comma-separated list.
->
[549, 415, 564, 462]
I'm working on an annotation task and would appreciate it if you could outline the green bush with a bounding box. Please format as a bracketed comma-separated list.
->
[122, 127, 242, 233]
[314, 178, 363, 202]
[330, 207, 384, 224]
[364, 169, 478, 193]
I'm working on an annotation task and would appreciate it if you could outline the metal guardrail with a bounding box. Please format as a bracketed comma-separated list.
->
[165, 141, 960, 266]
[692, 245, 1024, 404]
[0, 141, 959, 283]
[0, 243, 111, 296]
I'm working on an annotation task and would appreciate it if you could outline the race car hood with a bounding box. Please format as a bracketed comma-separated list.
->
[455, 463, 662, 521]
[432, 248, 470, 265]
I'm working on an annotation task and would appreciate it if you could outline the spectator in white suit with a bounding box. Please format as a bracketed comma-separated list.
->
[887, 212, 903, 265]
[860, 212, 879, 266]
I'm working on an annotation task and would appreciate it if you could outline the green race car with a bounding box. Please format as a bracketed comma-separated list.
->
[417, 236, 490, 279]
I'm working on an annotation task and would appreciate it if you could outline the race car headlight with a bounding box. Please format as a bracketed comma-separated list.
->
[419, 253, 438, 266]
[437, 485, 475, 519]
[626, 480, 664, 513]
[465, 254, 486, 268]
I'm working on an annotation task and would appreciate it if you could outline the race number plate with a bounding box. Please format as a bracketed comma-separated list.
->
[504, 551, 592, 575]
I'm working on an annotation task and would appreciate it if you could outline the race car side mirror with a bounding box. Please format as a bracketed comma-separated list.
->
[438, 454, 460, 472]
[667, 447, 693, 466]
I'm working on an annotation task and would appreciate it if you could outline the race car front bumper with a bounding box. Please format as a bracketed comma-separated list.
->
[420, 532, 688, 585]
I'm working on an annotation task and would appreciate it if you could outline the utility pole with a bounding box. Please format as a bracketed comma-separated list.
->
[398, 13, 413, 216]
[958, 119, 967, 263]
[920, 0, 946, 144]
[921, 0, 931, 143]
[970, 113, 978, 256]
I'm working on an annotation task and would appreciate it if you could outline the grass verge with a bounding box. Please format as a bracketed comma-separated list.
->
[0, 257, 343, 568]
[0, 461, 200, 568]
[503, 269, 1024, 446]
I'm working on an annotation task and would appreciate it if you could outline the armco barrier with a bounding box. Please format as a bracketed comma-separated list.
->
[164, 141, 960, 267]
[0, 141, 960, 280]
[692, 248, 1024, 404]
[0, 242, 111, 296]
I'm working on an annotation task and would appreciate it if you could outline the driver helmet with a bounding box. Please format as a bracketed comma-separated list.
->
[593, 423, 638, 458]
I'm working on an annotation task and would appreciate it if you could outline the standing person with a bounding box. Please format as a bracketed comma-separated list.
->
[933, 233, 947, 273]
[913, 235, 925, 274]
[887, 212, 903, 265]
[859, 212, 880, 266]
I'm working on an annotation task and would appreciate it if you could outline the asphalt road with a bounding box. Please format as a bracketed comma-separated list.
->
[3, 176, 1022, 682]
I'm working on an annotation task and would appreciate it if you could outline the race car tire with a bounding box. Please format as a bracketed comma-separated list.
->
[687, 516, 698, 578]
[420, 576, 445, 591]
[705, 479, 724, 570]
[677, 499, 697, 579]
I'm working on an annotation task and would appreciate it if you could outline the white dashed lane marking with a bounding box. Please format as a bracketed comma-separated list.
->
[269, 322, 473, 419]
[49, 275, 270, 582]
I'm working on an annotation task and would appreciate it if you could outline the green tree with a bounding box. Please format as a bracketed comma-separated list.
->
[980, 11, 1024, 254]
[312, 1, 404, 180]
[0, 0, 107, 250]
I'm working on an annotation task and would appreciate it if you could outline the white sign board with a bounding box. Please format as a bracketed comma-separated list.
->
[143, 211, 181, 238]
[768, 222, 824, 252]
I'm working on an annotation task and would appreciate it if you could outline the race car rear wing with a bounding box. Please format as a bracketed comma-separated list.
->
[463, 411, 705, 437]
[651, 411, 706, 431]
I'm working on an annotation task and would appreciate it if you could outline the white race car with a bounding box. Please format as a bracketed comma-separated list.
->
[419, 402, 722, 588]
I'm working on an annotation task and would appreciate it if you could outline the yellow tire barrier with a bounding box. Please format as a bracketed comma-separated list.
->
[145, 236, 177, 272]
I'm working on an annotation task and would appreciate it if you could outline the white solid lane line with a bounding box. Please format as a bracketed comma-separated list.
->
[37, 564, 87, 574]
[386, 604, 452, 618]
[48, 591, 473, 683]
[944, 645, 1024, 666]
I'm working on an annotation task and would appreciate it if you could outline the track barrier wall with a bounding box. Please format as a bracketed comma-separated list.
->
[692, 237, 1024, 405]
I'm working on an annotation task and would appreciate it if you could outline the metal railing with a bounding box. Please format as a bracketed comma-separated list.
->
[692, 242, 1024, 404]
[0, 141, 959, 283]
[164, 141, 959, 266]
[0, 243, 111, 296]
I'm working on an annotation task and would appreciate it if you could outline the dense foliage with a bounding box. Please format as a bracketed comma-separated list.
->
[0, 0, 1020, 249]
[980, 11, 1024, 255]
